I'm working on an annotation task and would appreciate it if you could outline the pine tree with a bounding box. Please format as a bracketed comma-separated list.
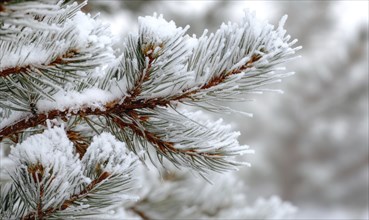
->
[0, 0, 300, 219]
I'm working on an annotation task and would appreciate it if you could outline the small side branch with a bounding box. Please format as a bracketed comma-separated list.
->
[22, 172, 111, 219]
[112, 114, 220, 157]
[59, 171, 111, 210]
[0, 49, 79, 78]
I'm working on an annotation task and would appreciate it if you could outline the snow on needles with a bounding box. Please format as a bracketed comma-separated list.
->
[82, 132, 138, 175]
[36, 87, 119, 113]
[138, 13, 182, 45]
[0, 3, 108, 71]
[10, 124, 78, 172]
[1, 5, 300, 175]
[8, 124, 138, 214]
[9, 125, 89, 211]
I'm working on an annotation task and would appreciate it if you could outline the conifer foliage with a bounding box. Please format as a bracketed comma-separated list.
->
[0, 0, 300, 219]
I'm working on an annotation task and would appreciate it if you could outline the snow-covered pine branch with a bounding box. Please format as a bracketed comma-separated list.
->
[0, 0, 300, 218]
[0, 0, 299, 174]
[0, 0, 114, 116]
[1, 124, 137, 219]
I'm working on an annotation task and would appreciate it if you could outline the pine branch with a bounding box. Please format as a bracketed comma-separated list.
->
[0, 86, 245, 171]
[0, 0, 114, 115]
[20, 163, 46, 220]
[1, 1, 302, 218]
[172, 53, 262, 101]
[0, 52, 260, 140]
[4, 126, 138, 219]
[111, 113, 217, 157]
[0, 17, 293, 172]
[22, 171, 111, 219]
[0, 49, 79, 78]
[50, 132, 138, 218]
[1, 2, 299, 175]
[6, 126, 87, 219]
[61, 171, 111, 209]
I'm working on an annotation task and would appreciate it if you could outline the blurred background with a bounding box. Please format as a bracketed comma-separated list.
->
[83, 1, 368, 219]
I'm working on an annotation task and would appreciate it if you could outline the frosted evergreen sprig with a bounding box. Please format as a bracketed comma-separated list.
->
[108, 108, 252, 172]
[0, 0, 302, 218]
[7, 125, 87, 219]
[0, 0, 299, 174]
[0, 124, 138, 219]
[51, 132, 138, 218]
[0, 0, 114, 114]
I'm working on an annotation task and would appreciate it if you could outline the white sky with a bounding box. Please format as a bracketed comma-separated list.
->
[333, 1, 369, 30]
[105, 1, 368, 39]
